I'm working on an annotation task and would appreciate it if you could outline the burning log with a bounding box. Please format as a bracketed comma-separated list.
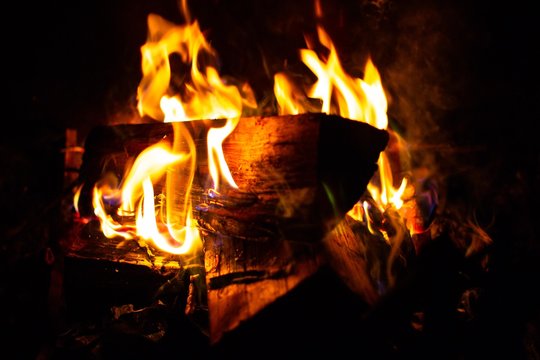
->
[62, 112, 388, 342]
[66, 113, 387, 265]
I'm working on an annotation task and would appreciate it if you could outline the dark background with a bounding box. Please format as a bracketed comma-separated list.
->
[1, 0, 539, 358]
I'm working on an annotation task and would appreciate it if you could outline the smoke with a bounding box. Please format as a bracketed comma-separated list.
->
[365, 1, 501, 256]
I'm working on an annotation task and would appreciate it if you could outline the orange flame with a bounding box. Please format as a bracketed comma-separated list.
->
[86, 4, 256, 255]
[274, 73, 305, 115]
[90, 141, 200, 254]
[73, 184, 83, 215]
[137, 11, 255, 191]
[274, 25, 410, 233]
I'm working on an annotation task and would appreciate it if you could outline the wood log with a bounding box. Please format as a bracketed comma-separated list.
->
[61, 113, 389, 343]
[322, 215, 381, 305]
[323, 209, 417, 307]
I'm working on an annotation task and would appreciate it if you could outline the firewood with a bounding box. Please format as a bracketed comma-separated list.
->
[322, 215, 380, 305]
[61, 112, 388, 343]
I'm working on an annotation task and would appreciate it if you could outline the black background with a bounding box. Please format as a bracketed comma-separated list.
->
[1, 0, 539, 358]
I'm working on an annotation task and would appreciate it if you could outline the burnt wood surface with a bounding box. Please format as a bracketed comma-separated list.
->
[62, 112, 388, 342]
[73, 113, 388, 240]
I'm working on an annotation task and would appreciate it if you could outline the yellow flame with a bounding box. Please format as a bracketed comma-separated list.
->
[368, 153, 408, 212]
[136, 177, 199, 254]
[208, 118, 240, 190]
[92, 185, 134, 240]
[274, 25, 407, 219]
[87, 5, 256, 255]
[90, 140, 200, 254]
[362, 201, 377, 236]
[274, 73, 306, 115]
[73, 184, 83, 214]
[165, 122, 198, 248]
[137, 11, 254, 191]
[137, 13, 255, 121]
[118, 142, 185, 216]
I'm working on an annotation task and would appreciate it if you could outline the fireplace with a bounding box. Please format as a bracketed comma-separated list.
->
[2, 0, 539, 358]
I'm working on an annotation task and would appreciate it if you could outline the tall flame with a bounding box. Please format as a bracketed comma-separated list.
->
[274, 73, 305, 115]
[85, 3, 256, 255]
[137, 11, 256, 191]
[274, 26, 409, 231]
[272, 22, 425, 292]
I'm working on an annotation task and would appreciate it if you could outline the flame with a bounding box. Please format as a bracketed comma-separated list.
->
[274, 25, 409, 230]
[90, 141, 200, 253]
[73, 184, 83, 214]
[92, 184, 134, 240]
[67, 2, 494, 310]
[274, 73, 305, 115]
[82, 3, 424, 258]
[84, 3, 256, 255]
[137, 11, 255, 191]
[137, 11, 256, 121]
[207, 118, 240, 190]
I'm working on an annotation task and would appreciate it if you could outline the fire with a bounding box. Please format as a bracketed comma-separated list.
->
[274, 25, 413, 237]
[78, 2, 419, 258]
[274, 73, 305, 115]
[80, 2, 256, 255]
[137, 10, 256, 192]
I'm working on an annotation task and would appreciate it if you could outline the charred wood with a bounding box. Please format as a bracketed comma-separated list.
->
[61, 113, 388, 342]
